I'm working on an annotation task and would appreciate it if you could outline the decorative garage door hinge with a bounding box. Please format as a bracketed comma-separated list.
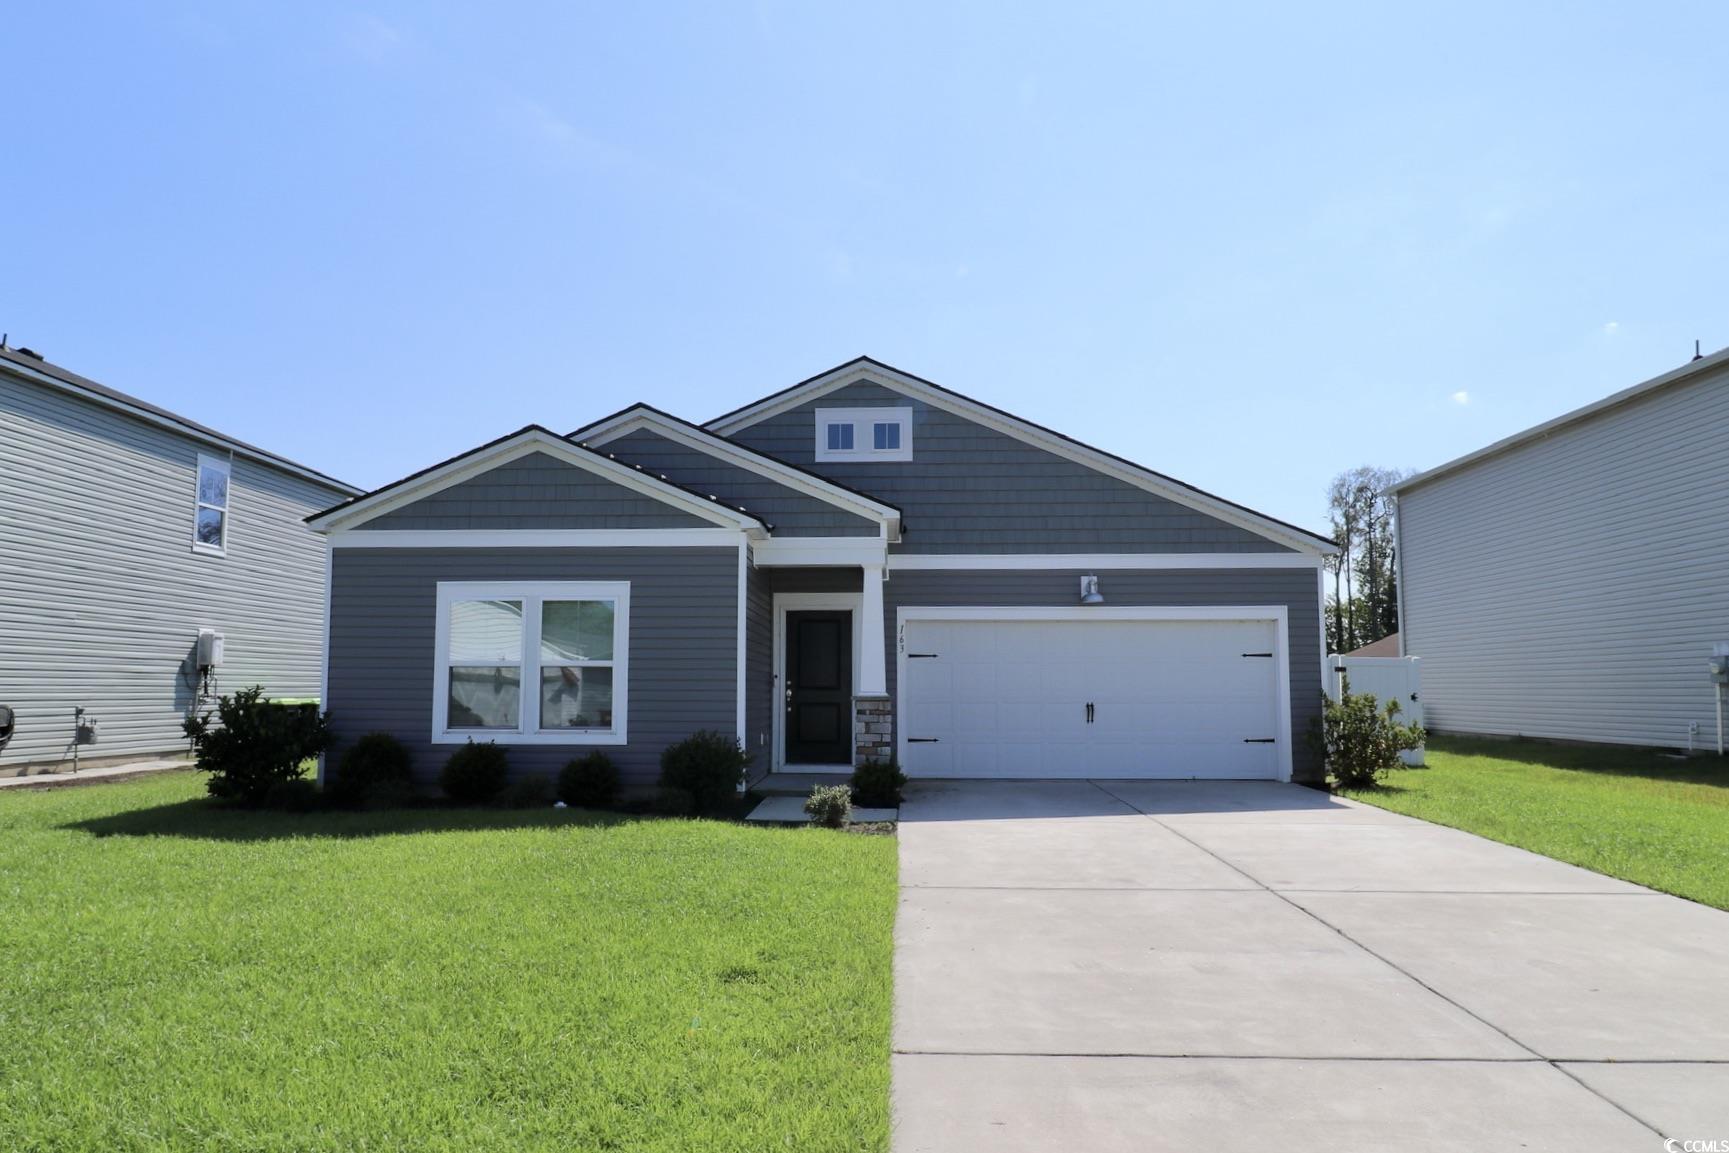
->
[1242, 652, 1273, 658]
[906, 653, 939, 659]
[906, 737, 940, 743]
[1242, 738, 1276, 744]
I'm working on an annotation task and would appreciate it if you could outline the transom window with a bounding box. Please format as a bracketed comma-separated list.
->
[815, 406, 913, 462]
[192, 453, 231, 555]
[433, 581, 629, 744]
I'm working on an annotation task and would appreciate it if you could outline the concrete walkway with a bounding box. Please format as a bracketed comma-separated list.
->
[892, 779, 1729, 1151]
[0, 757, 191, 788]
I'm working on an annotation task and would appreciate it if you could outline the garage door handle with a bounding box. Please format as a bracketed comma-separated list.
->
[907, 737, 940, 743]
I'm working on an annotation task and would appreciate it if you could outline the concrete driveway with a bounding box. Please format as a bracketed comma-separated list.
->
[892, 779, 1729, 1152]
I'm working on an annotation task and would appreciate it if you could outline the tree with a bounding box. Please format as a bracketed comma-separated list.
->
[1324, 466, 1412, 653]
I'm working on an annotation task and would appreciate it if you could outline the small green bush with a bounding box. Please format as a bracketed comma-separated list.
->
[805, 784, 852, 828]
[558, 751, 620, 808]
[658, 730, 750, 815]
[1315, 675, 1426, 789]
[330, 732, 412, 802]
[182, 686, 330, 805]
[501, 773, 554, 809]
[850, 758, 907, 807]
[439, 740, 509, 804]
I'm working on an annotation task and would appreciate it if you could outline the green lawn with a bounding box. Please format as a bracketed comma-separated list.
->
[0, 772, 897, 1152]
[1341, 735, 1729, 910]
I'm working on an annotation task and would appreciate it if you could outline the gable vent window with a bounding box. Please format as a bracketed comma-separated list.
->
[192, 453, 232, 555]
[815, 406, 913, 462]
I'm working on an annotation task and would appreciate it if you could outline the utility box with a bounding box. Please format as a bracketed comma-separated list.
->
[1710, 642, 1729, 684]
[197, 629, 225, 671]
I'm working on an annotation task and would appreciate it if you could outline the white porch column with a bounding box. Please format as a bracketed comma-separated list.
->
[857, 562, 888, 697]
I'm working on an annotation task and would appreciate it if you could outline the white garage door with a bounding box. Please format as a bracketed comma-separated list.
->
[900, 616, 1284, 779]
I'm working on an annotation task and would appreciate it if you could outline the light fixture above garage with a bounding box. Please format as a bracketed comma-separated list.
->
[1080, 575, 1104, 605]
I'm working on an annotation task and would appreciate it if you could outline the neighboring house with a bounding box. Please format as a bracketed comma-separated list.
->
[1394, 346, 1729, 749]
[0, 344, 359, 771]
[1343, 633, 1401, 658]
[310, 357, 1337, 786]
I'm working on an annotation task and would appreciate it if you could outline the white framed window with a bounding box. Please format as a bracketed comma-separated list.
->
[433, 581, 630, 745]
[815, 406, 912, 462]
[192, 453, 232, 555]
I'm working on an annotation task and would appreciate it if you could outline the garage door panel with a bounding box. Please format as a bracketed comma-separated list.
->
[901, 616, 1282, 780]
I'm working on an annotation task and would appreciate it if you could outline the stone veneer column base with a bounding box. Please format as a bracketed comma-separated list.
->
[854, 695, 893, 767]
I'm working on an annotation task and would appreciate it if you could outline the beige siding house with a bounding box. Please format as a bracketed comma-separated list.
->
[1394, 347, 1729, 750]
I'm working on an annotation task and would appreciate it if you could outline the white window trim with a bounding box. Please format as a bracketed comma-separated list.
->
[814, 407, 913, 462]
[192, 452, 232, 556]
[432, 580, 631, 745]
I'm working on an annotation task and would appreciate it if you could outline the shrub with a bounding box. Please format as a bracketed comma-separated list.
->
[329, 732, 412, 802]
[850, 757, 907, 807]
[502, 773, 554, 808]
[182, 686, 330, 805]
[1315, 675, 1426, 789]
[804, 784, 852, 828]
[658, 730, 750, 815]
[439, 740, 509, 804]
[557, 751, 619, 808]
[262, 777, 322, 813]
[647, 785, 695, 817]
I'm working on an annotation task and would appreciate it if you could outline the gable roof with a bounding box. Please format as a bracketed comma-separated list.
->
[706, 356, 1337, 554]
[1392, 344, 1729, 497]
[306, 425, 770, 533]
[0, 343, 359, 495]
[572, 402, 902, 533]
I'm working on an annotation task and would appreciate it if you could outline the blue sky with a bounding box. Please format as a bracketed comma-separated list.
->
[6, 2, 1726, 531]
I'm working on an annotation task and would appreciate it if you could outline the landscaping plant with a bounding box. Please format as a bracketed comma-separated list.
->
[658, 730, 751, 815]
[329, 731, 413, 803]
[182, 686, 329, 805]
[805, 784, 852, 828]
[849, 757, 907, 807]
[558, 750, 620, 808]
[1315, 675, 1425, 788]
[439, 739, 510, 804]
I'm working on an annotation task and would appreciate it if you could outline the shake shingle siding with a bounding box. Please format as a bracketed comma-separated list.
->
[365, 452, 710, 530]
[0, 370, 345, 767]
[1398, 361, 1729, 748]
[326, 547, 738, 787]
[882, 568, 1325, 782]
[724, 382, 1292, 554]
[604, 429, 878, 536]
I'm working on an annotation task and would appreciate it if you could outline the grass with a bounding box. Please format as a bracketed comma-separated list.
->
[1341, 735, 1729, 910]
[0, 771, 897, 1152]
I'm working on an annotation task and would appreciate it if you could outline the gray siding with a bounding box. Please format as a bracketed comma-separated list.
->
[604, 429, 878, 537]
[725, 381, 1292, 554]
[327, 547, 739, 787]
[1, 370, 345, 767]
[365, 451, 709, 530]
[744, 562, 773, 780]
[1398, 361, 1729, 749]
[882, 568, 1325, 782]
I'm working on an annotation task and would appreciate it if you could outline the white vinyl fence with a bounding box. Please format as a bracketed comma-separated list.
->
[1326, 654, 1425, 766]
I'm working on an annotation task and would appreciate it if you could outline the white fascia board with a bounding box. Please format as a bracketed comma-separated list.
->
[329, 528, 744, 549]
[751, 535, 888, 567]
[887, 552, 1323, 571]
[309, 429, 763, 533]
[0, 358, 361, 497]
[581, 408, 902, 526]
[705, 361, 1334, 555]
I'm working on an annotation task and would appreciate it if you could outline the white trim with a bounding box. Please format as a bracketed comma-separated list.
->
[579, 407, 902, 526]
[815, 405, 913, 462]
[432, 580, 630, 746]
[329, 528, 744, 549]
[751, 535, 890, 567]
[309, 428, 765, 533]
[735, 540, 749, 753]
[771, 592, 863, 772]
[1393, 499, 1407, 658]
[893, 604, 1294, 782]
[316, 540, 333, 787]
[191, 451, 232, 557]
[886, 552, 1323, 571]
[0, 355, 360, 497]
[706, 361, 1335, 555]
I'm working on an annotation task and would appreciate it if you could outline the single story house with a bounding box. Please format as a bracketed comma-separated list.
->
[0, 343, 359, 772]
[310, 358, 1336, 786]
[1393, 345, 1729, 749]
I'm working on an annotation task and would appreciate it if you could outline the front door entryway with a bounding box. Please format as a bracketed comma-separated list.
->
[785, 610, 853, 764]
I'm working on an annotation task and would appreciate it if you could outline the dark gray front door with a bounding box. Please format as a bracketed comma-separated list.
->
[786, 611, 852, 764]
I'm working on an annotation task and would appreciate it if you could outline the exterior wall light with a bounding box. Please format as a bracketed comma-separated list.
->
[1080, 575, 1104, 605]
